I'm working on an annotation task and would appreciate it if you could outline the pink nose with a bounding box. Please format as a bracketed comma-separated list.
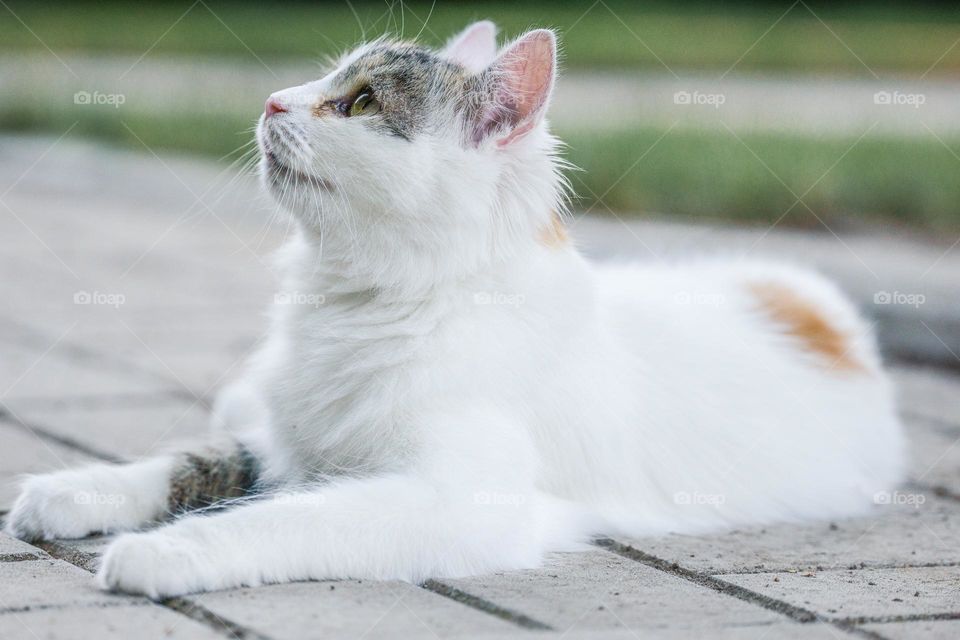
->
[264, 97, 287, 118]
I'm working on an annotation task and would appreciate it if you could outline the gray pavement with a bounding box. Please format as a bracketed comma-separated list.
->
[0, 135, 959, 639]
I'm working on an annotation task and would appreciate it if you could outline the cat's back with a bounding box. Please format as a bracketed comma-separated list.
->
[593, 258, 884, 376]
[576, 258, 905, 529]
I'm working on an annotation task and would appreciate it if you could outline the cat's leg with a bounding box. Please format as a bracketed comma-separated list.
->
[97, 410, 586, 598]
[97, 474, 570, 598]
[5, 439, 260, 541]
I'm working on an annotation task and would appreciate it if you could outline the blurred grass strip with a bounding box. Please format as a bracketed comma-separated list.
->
[563, 128, 960, 234]
[2, 1, 960, 74]
[3, 105, 957, 233]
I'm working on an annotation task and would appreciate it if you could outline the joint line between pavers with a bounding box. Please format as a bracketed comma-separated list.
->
[0, 316, 203, 408]
[923, 484, 960, 503]
[34, 541, 99, 572]
[0, 410, 125, 464]
[161, 596, 274, 640]
[709, 559, 960, 576]
[595, 538, 887, 640]
[594, 538, 819, 623]
[420, 578, 554, 631]
[829, 621, 891, 640]
[594, 537, 893, 640]
[0, 552, 47, 562]
[834, 611, 960, 626]
[31, 536, 273, 640]
[0, 600, 151, 617]
[7, 391, 203, 414]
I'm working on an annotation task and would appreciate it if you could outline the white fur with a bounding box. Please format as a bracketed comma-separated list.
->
[6, 457, 174, 540]
[6, 24, 903, 598]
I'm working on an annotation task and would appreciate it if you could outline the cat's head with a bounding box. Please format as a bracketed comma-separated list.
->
[256, 22, 565, 290]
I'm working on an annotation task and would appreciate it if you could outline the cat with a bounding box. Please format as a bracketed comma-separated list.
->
[6, 22, 903, 599]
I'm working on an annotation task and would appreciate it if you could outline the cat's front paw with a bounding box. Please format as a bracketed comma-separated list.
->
[6, 473, 119, 541]
[97, 530, 219, 599]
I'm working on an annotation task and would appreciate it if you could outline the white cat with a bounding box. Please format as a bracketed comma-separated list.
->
[6, 22, 903, 598]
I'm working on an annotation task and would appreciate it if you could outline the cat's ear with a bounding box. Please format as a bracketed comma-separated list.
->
[470, 29, 556, 148]
[443, 21, 498, 72]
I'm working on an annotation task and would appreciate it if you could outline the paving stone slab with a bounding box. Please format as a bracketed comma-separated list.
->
[892, 367, 960, 427]
[52, 305, 268, 352]
[61, 535, 114, 555]
[0, 183, 274, 294]
[0, 298, 266, 397]
[618, 496, 960, 575]
[37, 537, 114, 573]
[471, 625, 850, 640]
[442, 550, 781, 633]
[863, 619, 960, 640]
[192, 578, 519, 640]
[0, 603, 222, 640]
[103, 335, 262, 395]
[42, 537, 532, 639]
[0, 558, 132, 611]
[0, 264, 268, 342]
[0, 340, 176, 404]
[3, 135, 960, 637]
[0, 533, 47, 561]
[16, 402, 213, 461]
[0, 181, 272, 268]
[57, 305, 268, 393]
[905, 414, 960, 492]
[720, 566, 960, 621]
[0, 422, 95, 509]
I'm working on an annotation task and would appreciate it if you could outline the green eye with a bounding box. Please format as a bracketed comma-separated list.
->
[349, 91, 381, 117]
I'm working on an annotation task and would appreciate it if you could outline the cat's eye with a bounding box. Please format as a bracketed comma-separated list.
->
[349, 91, 381, 117]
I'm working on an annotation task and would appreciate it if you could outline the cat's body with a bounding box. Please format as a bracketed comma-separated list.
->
[6, 22, 902, 598]
[245, 232, 901, 532]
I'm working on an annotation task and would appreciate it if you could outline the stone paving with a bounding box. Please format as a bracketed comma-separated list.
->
[0, 135, 959, 639]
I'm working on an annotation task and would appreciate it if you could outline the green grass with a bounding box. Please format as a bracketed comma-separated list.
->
[563, 128, 960, 234]
[3, 2, 959, 231]
[4, 104, 958, 234]
[2, 1, 960, 74]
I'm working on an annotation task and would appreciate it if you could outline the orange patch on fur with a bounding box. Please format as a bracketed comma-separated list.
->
[538, 211, 568, 248]
[747, 282, 863, 372]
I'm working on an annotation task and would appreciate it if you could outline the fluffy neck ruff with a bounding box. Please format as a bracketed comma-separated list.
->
[278, 126, 568, 301]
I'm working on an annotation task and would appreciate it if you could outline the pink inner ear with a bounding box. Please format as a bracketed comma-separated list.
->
[491, 31, 555, 147]
[444, 21, 497, 73]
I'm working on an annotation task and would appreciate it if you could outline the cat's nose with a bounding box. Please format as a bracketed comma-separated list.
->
[264, 97, 287, 118]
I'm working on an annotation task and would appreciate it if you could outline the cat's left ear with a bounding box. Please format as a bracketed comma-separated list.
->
[470, 29, 557, 148]
[443, 21, 498, 72]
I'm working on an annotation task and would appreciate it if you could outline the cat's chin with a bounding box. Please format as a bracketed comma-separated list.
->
[263, 151, 333, 193]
